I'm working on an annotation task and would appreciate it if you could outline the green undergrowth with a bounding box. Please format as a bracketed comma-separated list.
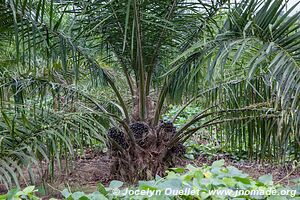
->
[164, 105, 224, 160]
[1, 160, 299, 200]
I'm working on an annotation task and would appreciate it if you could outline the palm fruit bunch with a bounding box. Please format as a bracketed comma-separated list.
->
[107, 127, 128, 149]
[129, 121, 149, 146]
[171, 142, 186, 156]
[160, 120, 186, 156]
[159, 120, 176, 134]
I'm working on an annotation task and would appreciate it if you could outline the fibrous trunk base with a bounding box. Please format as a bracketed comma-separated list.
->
[108, 121, 185, 182]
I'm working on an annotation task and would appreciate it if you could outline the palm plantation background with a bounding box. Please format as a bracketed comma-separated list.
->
[0, 0, 299, 196]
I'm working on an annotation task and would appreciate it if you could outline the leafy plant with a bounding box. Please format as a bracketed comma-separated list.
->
[163, 105, 203, 128]
[7, 161, 297, 199]
[185, 139, 222, 160]
[127, 160, 300, 199]
[0, 186, 41, 200]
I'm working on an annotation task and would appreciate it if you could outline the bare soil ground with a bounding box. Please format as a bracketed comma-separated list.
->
[0, 149, 299, 199]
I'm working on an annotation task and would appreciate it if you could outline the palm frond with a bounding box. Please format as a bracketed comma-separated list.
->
[0, 73, 124, 189]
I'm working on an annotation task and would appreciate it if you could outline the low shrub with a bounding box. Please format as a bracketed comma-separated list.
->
[1, 160, 299, 199]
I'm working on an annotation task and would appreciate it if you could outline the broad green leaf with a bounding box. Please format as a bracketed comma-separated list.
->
[22, 186, 35, 195]
[169, 167, 185, 173]
[212, 159, 225, 169]
[234, 177, 251, 185]
[223, 177, 236, 187]
[97, 183, 108, 195]
[61, 189, 71, 198]
[72, 191, 86, 200]
[109, 180, 124, 188]
[258, 175, 273, 186]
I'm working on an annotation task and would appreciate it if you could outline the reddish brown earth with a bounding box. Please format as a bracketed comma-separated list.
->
[0, 149, 299, 198]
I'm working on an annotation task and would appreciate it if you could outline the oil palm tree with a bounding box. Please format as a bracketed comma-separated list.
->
[0, 0, 299, 186]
